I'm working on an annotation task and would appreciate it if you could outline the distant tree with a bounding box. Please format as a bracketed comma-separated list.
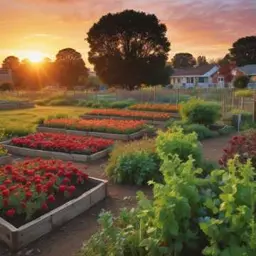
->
[87, 10, 170, 90]
[2, 56, 21, 88]
[172, 53, 196, 68]
[229, 36, 256, 66]
[55, 48, 89, 89]
[2, 56, 20, 70]
[197, 56, 208, 66]
[217, 54, 233, 65]
[233, 75, 250, 89]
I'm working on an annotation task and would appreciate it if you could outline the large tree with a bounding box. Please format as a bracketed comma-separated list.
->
[197, 55, 208, 66]
[172, 53, 196, 68]
[86, 10, 170, 90]
[55, 48, 88, 89]
[229, 36, 256, 66]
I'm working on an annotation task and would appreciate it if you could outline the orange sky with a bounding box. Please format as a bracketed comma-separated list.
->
[1, 0, 255, 66]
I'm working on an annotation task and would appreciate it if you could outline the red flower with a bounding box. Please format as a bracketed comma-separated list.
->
[21, 202, 27, 209]
[4, 179, 12, 185]
[68, 185, 76, 193]
[62, 177, 70, 184]
[6, 209, 16, 217]
[26, 191, 33, 199]
[0, 185, 6, 191]
[36, 184, 42, 193]
[48, 194, 55, 203]
[59, 185, 66, 192]
[41, 203, 48, 210]
[2, 189, 10, 197]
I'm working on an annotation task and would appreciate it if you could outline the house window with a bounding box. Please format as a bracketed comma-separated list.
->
[187, 77, 194, 83]
[218, 77, 224, 82]
[177, 78, 181, 83]
[198, 77, 204, 83]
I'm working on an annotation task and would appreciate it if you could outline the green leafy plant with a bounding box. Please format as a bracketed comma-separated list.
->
[156, 127, 203, 166]
[0, 129, 8, 156]
[105, 138, 159, 185]
[180, 98, 221, 126]
[200, 157, 256, 255]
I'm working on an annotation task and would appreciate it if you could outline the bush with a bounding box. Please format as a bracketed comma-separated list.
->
[233, 75, 250, 89]
[105, 138, 160, 185]
[156, 127, 202, 166]
[0, 82, 13, 91]
[182, 124, 218, 140]
[180, 98, 221, 126]
[235, 89, 253, 97]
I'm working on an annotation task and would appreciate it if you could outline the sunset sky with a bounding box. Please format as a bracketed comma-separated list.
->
[1, 0, 255, 66]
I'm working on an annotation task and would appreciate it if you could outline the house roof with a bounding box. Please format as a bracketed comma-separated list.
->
[172, 64, 217, 77]
[237, 65, 256, 75]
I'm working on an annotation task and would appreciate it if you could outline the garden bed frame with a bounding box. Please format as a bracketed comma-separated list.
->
[0, 177, 107, 251]
[80, 114, 171, 125]
[0, 154, 12, 165]
[37, 126, 145, 141]
[0, 101, 34, 110]
[1, 140, 112, 162]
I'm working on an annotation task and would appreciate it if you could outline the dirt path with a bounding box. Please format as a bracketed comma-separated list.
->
[0, 135, 232, 256]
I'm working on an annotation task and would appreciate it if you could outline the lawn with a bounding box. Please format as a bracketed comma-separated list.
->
[0, 106, 89, 136]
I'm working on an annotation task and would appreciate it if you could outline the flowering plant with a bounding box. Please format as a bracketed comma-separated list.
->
[43, 118, 146, 134]
[88, 109, 172, 121]
[129, 103, 180, 113]
[0, 158, 89, 221]
[11, 133, 114, 155]
[219, 130, 256, 168]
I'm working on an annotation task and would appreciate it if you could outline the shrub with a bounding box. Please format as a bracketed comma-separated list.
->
[105, 138, 160, 185]
[156, 127, 202, 166]
[233, 75, 250, 89]
[182, 124, 218, 140]
[235, 89, 253, 97]
[219, 130, 256, 168]
[0, 82, 13, 91]
[180, 98, 221, 126]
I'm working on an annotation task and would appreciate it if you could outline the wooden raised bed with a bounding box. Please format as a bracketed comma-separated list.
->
[37, 126, 145, 141]
[0, 155, 12, 165]
[1, 140, 112, 162]
[80, 114, 171, 125]
[0, 177, 107, 251]
[0, 101, 34, 110]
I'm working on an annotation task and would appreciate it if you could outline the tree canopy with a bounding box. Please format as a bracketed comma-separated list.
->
[229, 36, 256, 66]
[172, 53, 196, 68]
[87, 10, 170, 90]
[233, 75, 250, 89]
[55, 48, 89, 89]
[197, 56, 208, 66]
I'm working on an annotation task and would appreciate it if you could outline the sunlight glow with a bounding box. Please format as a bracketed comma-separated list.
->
[26, 51, 45, 63]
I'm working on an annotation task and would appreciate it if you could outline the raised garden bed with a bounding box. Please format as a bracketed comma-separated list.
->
[0, 155, 12, 165]
[37, 126, 145, 141]
[0, 159, 107, 250]
[1, 133, 113, 162]
[80, 114, 171, 125]
[83, 109, 174, 124]
[129, 103, 180, 113]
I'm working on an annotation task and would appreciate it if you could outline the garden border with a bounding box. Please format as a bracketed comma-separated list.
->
[1, 140, 112, 162]
[0, 155, 12, 165]
[0, 177, 107, 251]
[0, 101, 34, 111]
[37, 126, 145, 141]
[80, 114, 170, 125]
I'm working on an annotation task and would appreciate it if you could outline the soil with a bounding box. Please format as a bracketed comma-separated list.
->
[0, 135, 233, 256]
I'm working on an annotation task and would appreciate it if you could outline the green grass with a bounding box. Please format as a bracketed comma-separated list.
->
[0, 106, 89, 136]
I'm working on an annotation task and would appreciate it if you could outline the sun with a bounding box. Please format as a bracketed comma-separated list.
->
[26, 51, 45, 63]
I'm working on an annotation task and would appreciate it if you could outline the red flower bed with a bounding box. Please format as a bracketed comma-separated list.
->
[11, 133, 114, 155]
[129, 103, 180, 113]
[0, 158, 91, 226]
[219, 130, 256, 167]
[43, 118, 146, 134]
[87, 109, 172, 121]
